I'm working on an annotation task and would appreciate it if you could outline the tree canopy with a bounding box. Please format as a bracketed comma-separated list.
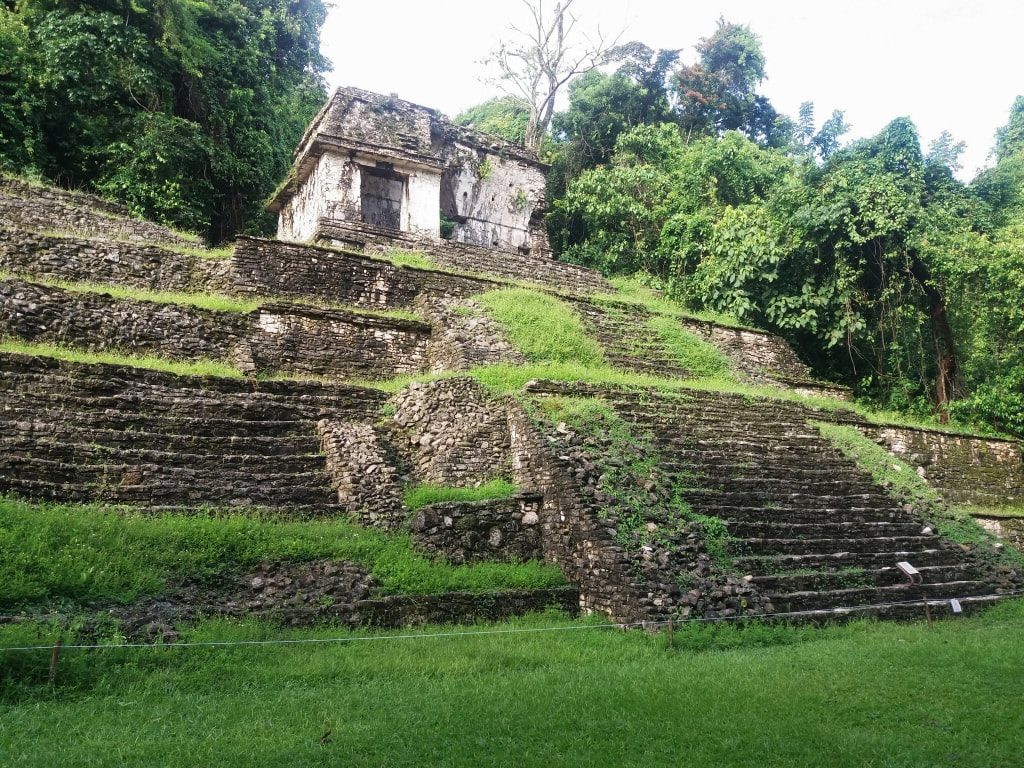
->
[0, 0, 329, 242]
[536, 15, 1024, 436]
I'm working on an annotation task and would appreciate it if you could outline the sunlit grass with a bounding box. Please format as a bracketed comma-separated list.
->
[403, 480, 518, 512]
[1, 600, 1023, 766]
[476, 288, 605, 366]
[0, 339, 243, 378]
[0, 496, 566, 609]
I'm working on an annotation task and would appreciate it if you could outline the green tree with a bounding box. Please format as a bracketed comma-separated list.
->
[0, 0, 328, 241]
[671, 17, 786, 147]
[454, 96, 531, 145]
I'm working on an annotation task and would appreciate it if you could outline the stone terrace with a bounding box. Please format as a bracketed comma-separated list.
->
[0, 353, 384, 512]
[606, 387, 1018, 619]
[1, 175, 1022, 627]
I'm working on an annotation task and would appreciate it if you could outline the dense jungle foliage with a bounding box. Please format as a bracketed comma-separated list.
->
[525, 20, 1024, 438]
[0, 0, 328, 241]
[2, 6, 1021, 436]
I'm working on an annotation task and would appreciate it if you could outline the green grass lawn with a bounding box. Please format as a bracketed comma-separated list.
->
[0, 498, 565, 608]
[2, 600, 1023, 767]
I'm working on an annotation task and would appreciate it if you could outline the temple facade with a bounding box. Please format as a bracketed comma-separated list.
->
[268, 87, 551, 256]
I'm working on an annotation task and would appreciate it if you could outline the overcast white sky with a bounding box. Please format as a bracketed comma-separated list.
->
[320, 0, 1024, 181]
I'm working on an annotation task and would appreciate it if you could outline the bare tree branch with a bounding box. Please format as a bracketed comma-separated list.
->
[482, 0, 623, 149]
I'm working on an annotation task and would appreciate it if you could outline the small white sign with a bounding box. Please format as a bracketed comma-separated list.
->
[950, 599, 963, 614]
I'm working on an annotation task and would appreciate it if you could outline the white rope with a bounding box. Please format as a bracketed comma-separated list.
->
[2, 589, 1021, 652]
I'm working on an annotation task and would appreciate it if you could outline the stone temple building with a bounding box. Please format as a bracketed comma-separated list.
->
[268, 86, 552, 257]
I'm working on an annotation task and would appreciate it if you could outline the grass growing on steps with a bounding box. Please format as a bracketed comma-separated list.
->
[813, 422, 1024, 568]
[380, 250, 435, 270]
[0, 497, 566, 610]
[403, 480, 518, 512]
[476, 288, 605, 366]
[647, 315, 736, 380]
[0, 339, 243, 378]
[598, 276, 750, 329]
[3, 601, 1023, 766]
[962, 504, 1024, 519]
[0, 272, 426, 321]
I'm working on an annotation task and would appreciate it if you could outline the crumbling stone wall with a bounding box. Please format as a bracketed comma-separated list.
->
[681, 318, 849, 398]
[389, 378, 513, 487]
[506, 401, 647, 619]
[415, 297, 525, 373]
[231, 236, 497, 309]
[318, 420, 405, 528]
[0, 278, 434, 380]
[858, 424, 1024, 507]
[0, 228, 231, 292]
[88, 558, 578, 638]
[974, 516, 1024, 550]
[0, 176, 200, 248]
[1, 175, 129, 216]
[249, 303, 431, 379]
[410, 493, 544, 564]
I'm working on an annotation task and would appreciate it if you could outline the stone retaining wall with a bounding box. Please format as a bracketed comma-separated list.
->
[0, 227, 230, 292]
[857, 424, 1024, 507]
[0, 177, 200, 248]
[411, 493, 544, 564]
[231, 236, 498, 309]
[316, 218, 611, 295]
[0, 277, 249, 360]
[390, 378, 513, 487]
[0, 278, 434, 380]
[248, 303, 431, 379]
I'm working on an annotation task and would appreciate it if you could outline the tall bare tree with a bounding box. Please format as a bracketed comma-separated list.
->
[485, 0, 622, 149]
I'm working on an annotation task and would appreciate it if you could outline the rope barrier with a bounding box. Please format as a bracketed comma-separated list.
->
[3, 588, 1022, 653]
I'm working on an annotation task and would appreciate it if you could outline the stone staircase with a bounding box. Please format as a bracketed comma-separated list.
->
[607, 388, 1012, 619]
[0, 353, 385, 512]
[572, 301, 693, 379]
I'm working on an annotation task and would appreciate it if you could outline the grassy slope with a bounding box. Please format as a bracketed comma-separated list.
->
[0, 498, 565, 608]
[2, 601, 1023, 767]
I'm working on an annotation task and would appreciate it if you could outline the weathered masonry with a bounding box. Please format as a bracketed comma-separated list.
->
[268, 87, 551, 256]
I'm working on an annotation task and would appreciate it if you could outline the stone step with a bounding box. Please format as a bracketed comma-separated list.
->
[0, 388, 334, 422]
[683, 488, 895, 511]
[0, 364, 384, 416]
[759, 594, 1002, 624]
[728, 534, 939, 556]
[724, 519, 925, 540]
[0, 456, 335, 500]
[768, 580, 996, 613]
[1, 438, 324, 473]
[733, 548, 967, 573]
[613, 400, 817, 423]
[710, 504, 912, 525]
[0, 475, 336, 507]
[661, 460, 871, 481]
[1, 406, 315, 438]
[651, 433, 831, 453]
[681, 476, 884, 497]
[748, 563, 986, 593]
[0, 422, 321, 456]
